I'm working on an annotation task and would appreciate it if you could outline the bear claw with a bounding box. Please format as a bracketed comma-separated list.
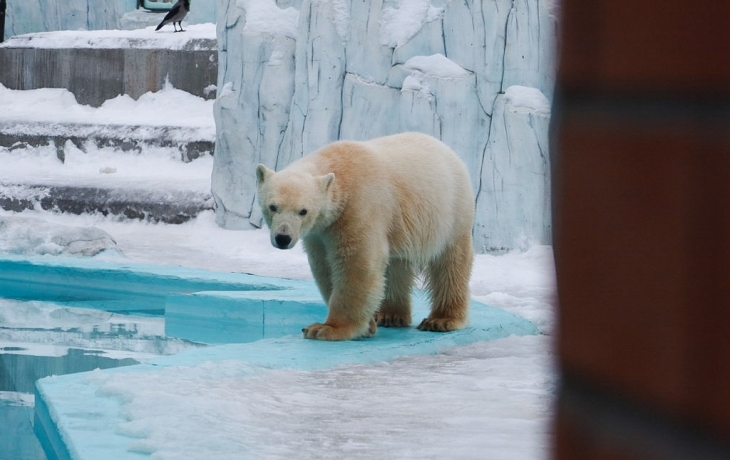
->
[303, 321, 376, 341]
[417, 317, 466, 332]
[374, 313, 411, 328]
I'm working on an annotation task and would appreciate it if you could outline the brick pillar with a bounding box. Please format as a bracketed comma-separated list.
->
[553, 1, 730, 459]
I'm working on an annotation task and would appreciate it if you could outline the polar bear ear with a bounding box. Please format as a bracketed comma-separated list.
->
[318, 173, 335, 192]
[256, 164, 274, 185]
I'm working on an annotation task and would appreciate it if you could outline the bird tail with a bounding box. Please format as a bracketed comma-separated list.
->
[155, 21, 164, 31]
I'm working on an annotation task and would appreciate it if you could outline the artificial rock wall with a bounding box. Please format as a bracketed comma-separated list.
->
[213, 0, 557, 253]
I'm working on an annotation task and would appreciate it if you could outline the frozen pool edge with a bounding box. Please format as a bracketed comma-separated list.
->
[36, 302, 538, 460]
[0, 256, 538, 459]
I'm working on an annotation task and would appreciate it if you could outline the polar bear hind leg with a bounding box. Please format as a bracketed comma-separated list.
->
[419, 230, 473, 332]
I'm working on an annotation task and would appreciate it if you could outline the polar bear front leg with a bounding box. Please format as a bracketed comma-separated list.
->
[303, 242, 387, 341]
[303, 236, 333, 303]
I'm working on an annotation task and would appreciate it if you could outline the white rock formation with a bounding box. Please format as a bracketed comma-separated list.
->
[211, 0, 557, 252]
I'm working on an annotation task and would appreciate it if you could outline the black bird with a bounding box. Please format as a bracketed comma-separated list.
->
[155, 0, 190, 33]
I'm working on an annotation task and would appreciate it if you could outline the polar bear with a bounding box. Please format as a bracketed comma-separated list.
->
[256, 132, 474, 341]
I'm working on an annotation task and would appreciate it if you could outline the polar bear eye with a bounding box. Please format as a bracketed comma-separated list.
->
[269, 205, 278, 213]
[299, 209, 308, 216]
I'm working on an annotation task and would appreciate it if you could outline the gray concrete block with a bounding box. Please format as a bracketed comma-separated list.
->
[0, 39, 217, 106]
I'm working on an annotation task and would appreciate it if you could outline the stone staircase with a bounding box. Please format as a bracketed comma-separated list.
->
[0, 28, 217, 223]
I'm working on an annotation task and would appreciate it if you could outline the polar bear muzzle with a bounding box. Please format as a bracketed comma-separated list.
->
[274, 233, 292, 249]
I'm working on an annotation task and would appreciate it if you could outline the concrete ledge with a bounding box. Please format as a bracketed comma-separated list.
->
[0, 38, 217, 106]
[0, 257, 297, 315]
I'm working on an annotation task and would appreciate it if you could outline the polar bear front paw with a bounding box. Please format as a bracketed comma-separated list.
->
[302, 323, 334, 340]
[302, 320, 376, 341]
[417, 317, 466, 332]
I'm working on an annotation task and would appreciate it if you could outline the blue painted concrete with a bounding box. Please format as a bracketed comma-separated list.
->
[0, 256, 292, 315]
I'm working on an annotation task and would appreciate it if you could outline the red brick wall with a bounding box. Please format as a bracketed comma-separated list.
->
[553, 1, 730, 458]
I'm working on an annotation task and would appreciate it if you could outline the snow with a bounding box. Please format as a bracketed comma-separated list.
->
[400, 54, 470, 97]
[0, 81, 215, 130]
[236, 0, 299, 39]
[321, 0, 351, 43]
[504, 85, 552, 115]
[80, 334, 553, 460]
[0, 82, 215, 195]
[403, 53, 470, 78]
[0, 141, 214, 192]
[380, 0, 444, 48]
[0, 216, 119, 256]
[0, 23, 217, 49]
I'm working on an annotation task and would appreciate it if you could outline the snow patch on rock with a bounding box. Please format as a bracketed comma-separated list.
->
[237, 0, 300, 39]
[504, 85, 551, 114]
[403, 53, 469, 78]
[380, 0, 444, 48]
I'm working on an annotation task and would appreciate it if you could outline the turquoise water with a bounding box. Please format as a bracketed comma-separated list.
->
[0, 399, 46, 460]
[0, 297, 199, 460]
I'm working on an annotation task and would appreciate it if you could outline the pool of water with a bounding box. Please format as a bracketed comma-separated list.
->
[0, 393, 46, 460]
[0, 297, 205, 460]
[0, 257, 292, 460]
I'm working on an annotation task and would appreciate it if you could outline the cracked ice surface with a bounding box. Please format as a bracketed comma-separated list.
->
[212, 0, 557, 252]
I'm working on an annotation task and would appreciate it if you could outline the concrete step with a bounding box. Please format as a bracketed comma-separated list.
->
[0, 121, 214, 162]
[0, 121, 215, 224]
[0, 183, 213, 224]
[0, 121, 215, 223]
[0, 28, 218, 223]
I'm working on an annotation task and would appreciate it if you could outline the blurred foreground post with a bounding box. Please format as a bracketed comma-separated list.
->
[553, 1, 730, 459]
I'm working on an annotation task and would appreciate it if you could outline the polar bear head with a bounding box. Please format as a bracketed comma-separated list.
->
[256, 164, 335, 250]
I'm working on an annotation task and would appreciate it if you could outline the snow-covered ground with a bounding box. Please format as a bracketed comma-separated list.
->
[0, 80, 215, 129]
[0, 79, 557, 458]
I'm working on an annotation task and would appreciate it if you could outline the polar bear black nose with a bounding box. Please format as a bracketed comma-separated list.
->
[275, 234, 292, 249]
